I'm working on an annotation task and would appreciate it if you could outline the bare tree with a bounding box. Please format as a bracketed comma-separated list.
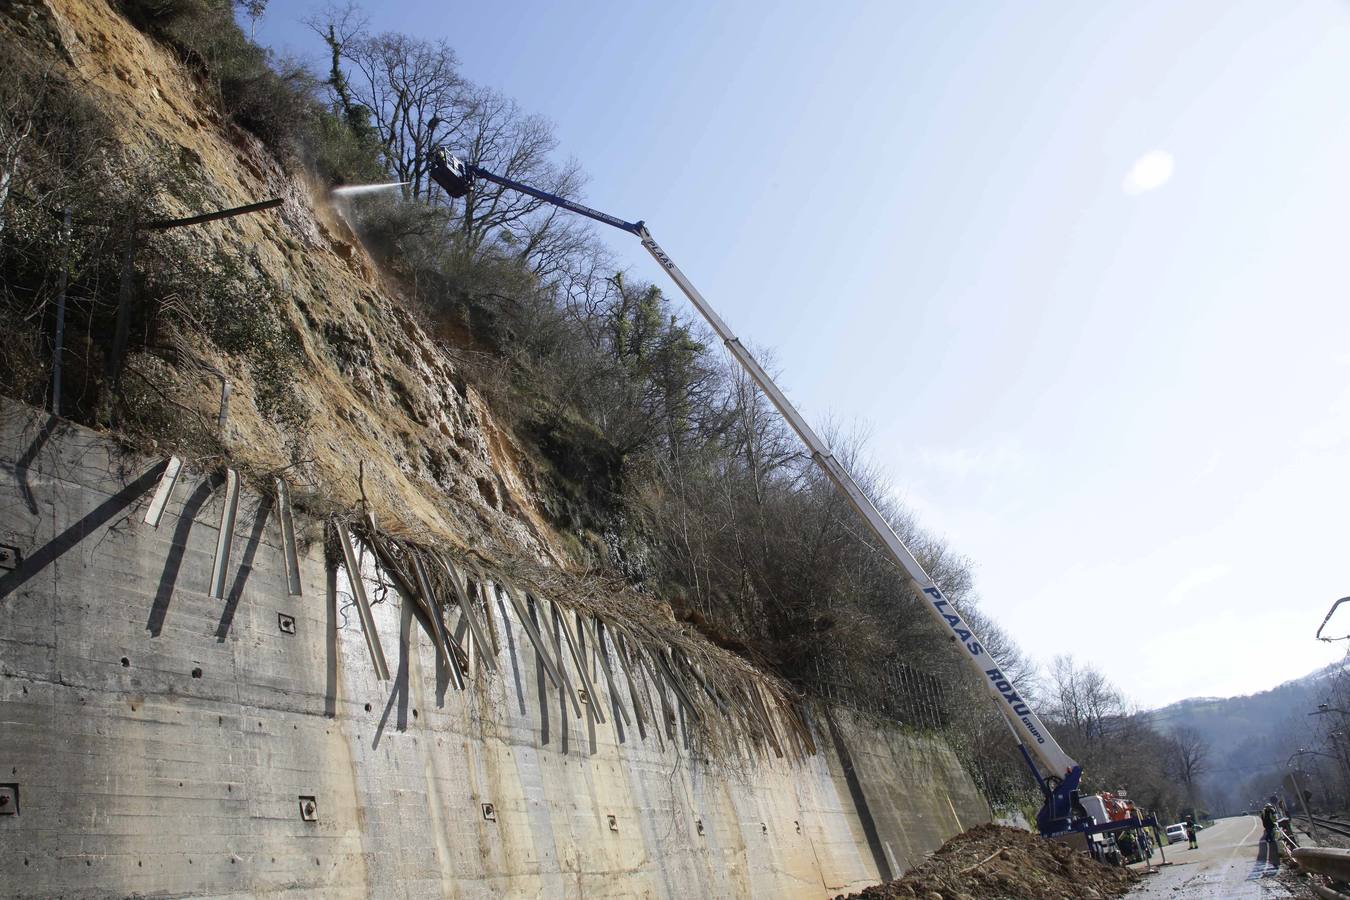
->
[304, 3, 368, 132]
[453, 86, 585, 258]
[308, 10, 465, 200]
[235, 0, 268, 38]
[1045, 654, 1130, 758]
[1166, 725, 1211, 801]
[0, 48, 47, 238]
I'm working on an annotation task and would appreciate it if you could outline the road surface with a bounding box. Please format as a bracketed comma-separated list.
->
[1126, 815, 1306, 898]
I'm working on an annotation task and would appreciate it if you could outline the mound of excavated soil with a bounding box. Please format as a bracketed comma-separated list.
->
[837, 823, 1137, 900]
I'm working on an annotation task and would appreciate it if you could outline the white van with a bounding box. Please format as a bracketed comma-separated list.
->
[1165, 823, 1189, 844]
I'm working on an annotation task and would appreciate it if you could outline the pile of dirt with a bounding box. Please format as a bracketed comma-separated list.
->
[837, 823, 1137, 900]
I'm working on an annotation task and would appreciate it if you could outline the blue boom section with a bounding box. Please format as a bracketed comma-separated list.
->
[428, 149, 643, 236]
[1037, 765, 1085, 836]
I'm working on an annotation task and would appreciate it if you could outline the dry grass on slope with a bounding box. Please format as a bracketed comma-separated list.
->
[17, 0, 569, 566]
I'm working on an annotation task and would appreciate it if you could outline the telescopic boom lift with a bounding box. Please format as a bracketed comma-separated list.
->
[429, 149, 1086, 836]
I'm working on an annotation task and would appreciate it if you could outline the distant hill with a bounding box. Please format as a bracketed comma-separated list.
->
[1146, 661, 1346, 815]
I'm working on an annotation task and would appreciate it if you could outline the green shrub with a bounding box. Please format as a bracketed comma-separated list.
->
[116, 0, 385, 183]
[305, 106, 387, 185]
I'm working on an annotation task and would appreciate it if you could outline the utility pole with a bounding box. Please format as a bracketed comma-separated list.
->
[1309, 705, 1350, 809]
[1287, 750, 1325, 843]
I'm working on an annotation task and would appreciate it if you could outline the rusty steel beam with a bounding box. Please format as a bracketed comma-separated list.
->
[612, 630, 651, 742]
[591, 618, 633, 728]
[142, 456, 182, 527]
[334, 521, 390, 681]
[556, 604, 605, 726]
[434, 556, 496, 673]
[273, 477, 301, 596]
[140, 197, 283, 231]
[207, 468, 240, 600]
[497, 580, 565, 691]
[410, 551, 464, 690]
[550, 601, 604, 723]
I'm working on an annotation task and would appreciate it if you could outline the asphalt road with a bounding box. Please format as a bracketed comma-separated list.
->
[1125, 815, 1304, 899]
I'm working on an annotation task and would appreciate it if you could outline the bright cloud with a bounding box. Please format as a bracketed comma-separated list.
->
[916, 437, 1026, 482]
[1163, 563, 1230, 605]
[1122, 150, 1174, 195]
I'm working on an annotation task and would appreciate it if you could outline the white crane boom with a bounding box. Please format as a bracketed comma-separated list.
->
[426, 152, 1083, 817]
[637, 229, 1076, 779]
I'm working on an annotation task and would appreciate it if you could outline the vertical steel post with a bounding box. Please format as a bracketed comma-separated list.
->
[51, 206, 71, 416]
[207, 468, 240, 600]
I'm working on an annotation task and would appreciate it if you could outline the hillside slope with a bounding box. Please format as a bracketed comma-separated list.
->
[1149, 662, 1342, 813]
[2, 0, 575, 568]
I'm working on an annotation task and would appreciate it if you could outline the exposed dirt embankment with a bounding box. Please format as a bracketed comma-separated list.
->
[4, 0, 569, 567]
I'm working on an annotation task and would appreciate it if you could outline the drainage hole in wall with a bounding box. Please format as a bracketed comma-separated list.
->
[412, 708, 418, 719]
[191, 667, 202, 679]
[138, 861, 142, 867]
[364, 703, 372, 712]
[85, 860, 90, 866]
[121, 657, 130, 667]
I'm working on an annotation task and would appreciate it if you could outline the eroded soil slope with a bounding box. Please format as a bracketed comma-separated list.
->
[3, 0, 569, 567]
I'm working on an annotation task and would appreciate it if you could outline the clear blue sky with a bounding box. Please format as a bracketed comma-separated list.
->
[257, 0, 1350, 709]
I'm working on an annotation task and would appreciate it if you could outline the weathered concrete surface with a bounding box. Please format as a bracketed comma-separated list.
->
[0, 400, 990, 898]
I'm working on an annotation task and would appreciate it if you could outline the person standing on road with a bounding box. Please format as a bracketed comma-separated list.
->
[1186, 821, 1198, 849]
[1261, 804, 1278, 843]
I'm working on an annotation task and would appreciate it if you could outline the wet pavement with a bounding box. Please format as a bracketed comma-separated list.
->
[1126, 815, 1304, 898]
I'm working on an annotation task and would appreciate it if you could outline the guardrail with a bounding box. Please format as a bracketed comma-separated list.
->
[1293, 846, 1350, 878]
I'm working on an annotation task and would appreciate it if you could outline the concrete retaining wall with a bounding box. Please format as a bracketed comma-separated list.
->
[0, 400, 989, 898]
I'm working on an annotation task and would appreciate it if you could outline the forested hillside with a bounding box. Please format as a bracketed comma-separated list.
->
[0, 0, 1207, 818]
[1149, 662, 1345, 815]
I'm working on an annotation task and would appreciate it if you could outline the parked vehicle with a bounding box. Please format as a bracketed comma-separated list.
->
[1165, 823, 1188, 844]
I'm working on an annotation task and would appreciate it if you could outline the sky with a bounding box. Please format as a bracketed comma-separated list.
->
[256, 0, 1350, 709]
